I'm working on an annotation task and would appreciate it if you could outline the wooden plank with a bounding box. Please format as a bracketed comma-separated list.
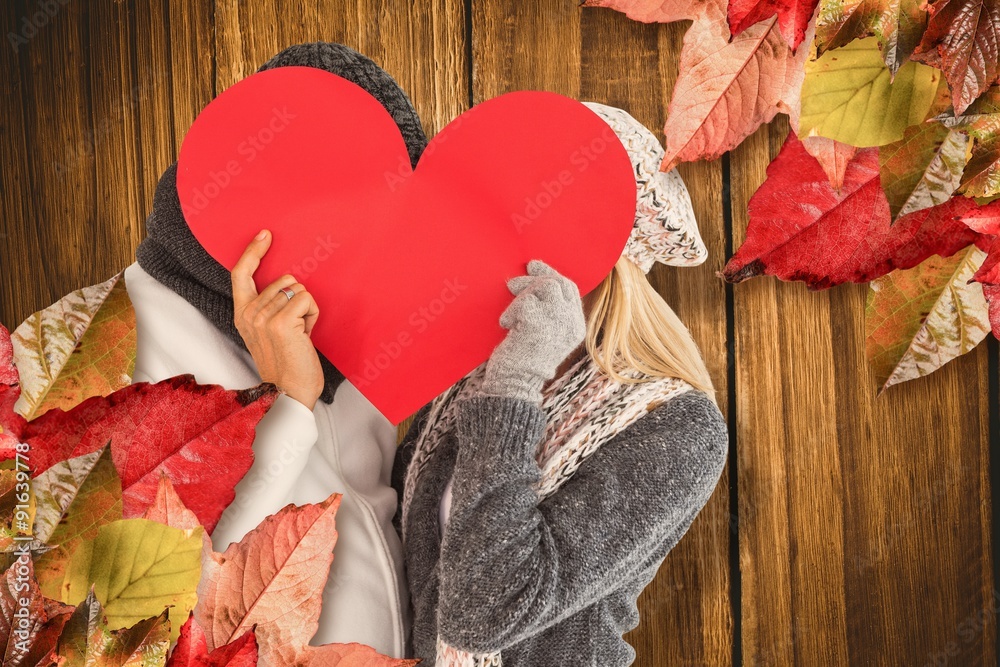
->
[474, 3, 733, 664]
[0, 0, 97, 327]
[213, 0, 466, 139]
[731, 118, 995, 664]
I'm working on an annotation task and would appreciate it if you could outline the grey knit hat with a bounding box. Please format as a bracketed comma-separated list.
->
[136, 42, 429, 404]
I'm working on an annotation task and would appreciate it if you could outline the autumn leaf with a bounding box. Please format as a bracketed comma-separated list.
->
[960, 198, 1000, 234]
[0, 557, 74, 667]
[815, 0, 928, 74]
[61, 517, 202, 645]
[802, 136, 857, 190]
[53, 588, 171, 667]
[661, 14, 802, 170]
[194, 494, 414, 667]
[912, 0, 1000, 115]
[723, 132, 983, 287]
[800, 36, 942, 146]
[32, 445, 123, 600]
[866, 245, 989, 391]
[16, 375, 277, 533]
[981, 284, 1000, 336]
[579, 0, 727, 24]
[167, 614, 258, 667]
[879, 121, 969, 220]
[726, 0, 818, 49]
[11, 274, 136, 422]
[959, 130, 1000, 196]
[140, 472, 214, 564]
[0, 326, 25, 459]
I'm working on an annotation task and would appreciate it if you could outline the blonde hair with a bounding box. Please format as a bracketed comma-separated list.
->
[586, 256, 719, 408]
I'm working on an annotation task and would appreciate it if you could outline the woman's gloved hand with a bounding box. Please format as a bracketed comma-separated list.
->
[480, 260, 587, 403]
[232, 230, 324, 410]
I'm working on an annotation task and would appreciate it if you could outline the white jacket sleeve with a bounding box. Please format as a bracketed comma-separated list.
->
[210, 393, 320, 550]
[123, 263, 320, 550]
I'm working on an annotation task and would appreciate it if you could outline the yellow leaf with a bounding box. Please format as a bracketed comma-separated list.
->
[12, 273, 136, 421]
[800, 37, 940, 147]
[63, 517, 202, 645]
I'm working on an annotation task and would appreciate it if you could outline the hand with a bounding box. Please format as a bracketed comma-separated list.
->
[232, 230, 324, 410]
[480, 260, 587, 403]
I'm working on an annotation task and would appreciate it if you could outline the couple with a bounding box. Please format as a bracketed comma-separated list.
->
[127, 42, 727, 666]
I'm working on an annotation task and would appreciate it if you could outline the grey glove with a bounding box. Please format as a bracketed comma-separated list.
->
[480, 260, 588, 403]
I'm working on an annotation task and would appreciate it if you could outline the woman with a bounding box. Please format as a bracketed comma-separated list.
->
[126, 42, 426, 657]
[389, 102, 728, 665]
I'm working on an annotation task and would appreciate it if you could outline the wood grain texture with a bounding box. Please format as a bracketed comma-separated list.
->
[730, 118, 996, 665]
[0, 1, 996, 666]
[472, 3, 733, 664]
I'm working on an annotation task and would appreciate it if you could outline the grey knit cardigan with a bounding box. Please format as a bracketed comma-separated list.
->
[390, 388, 728, 666]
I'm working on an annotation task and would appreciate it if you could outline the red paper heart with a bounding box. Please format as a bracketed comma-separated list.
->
[177, 67, 635, 423]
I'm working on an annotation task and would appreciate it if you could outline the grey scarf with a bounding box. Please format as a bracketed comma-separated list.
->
[136, 42, 428, 403]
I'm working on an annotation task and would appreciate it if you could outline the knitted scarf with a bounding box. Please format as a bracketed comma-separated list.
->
[135, 42, 428, 403]
[400, 353, 695, 666]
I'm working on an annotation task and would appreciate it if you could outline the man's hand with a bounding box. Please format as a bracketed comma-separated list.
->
[232, 229, 324, 410]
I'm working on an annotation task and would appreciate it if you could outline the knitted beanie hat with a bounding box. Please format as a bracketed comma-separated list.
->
[135, 42, 429, 404]
[582, 102, 708, 274]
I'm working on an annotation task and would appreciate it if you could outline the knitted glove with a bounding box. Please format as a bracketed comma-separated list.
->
[480, 260, 587, 403]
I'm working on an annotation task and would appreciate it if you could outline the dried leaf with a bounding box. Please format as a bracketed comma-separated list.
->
[912, 0, 1000, 115]
[0, 557, 74, 667]
[54, 588, 171, 667]
[815, 0, 929, 74]
[167, 614, 258, 667]
[193, 494, 416, 666]
[18, 376, 277, 533]
[661, 14, 801, 170]
[62, 518, 203, 645]
[800, 36, 942, 146]
[959, 129, 1000, 196]
[32, 446, 123, 600]
[866, 245, 989, 391]
[728, 0, 820, 49]
[879, 121, 969, 219]
[12, 274, 136, 421]
[723, 133, 983, 287]
[802, 135, 858, 189]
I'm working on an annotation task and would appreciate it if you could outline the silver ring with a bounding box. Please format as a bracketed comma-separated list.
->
[280, 287, 295, 301]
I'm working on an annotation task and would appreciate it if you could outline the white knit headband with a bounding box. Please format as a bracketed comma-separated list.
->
[582, 102, 708, 274]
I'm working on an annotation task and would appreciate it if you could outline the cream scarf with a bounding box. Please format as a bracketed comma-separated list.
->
[399, 352, 695, 666]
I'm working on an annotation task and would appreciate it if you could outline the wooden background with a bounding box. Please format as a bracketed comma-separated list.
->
[0, 1, 996, 664]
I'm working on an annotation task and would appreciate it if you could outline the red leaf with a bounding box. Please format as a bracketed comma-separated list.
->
[912, 0, 1000, 114]
[728, 0, 818, 49]
[982, 283, 1000, 336]
[723, 132, 983, 287]
[20, 375, 277, 533]
[802, 135, 857, 191]
[970, 233, 1000, 283]
[168, 614, 259, 667]
[661, 14, 802, 170]
[0, 326, 24, 460]
[0, 325, 16, 386]
[960, 198, 1000, 234]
